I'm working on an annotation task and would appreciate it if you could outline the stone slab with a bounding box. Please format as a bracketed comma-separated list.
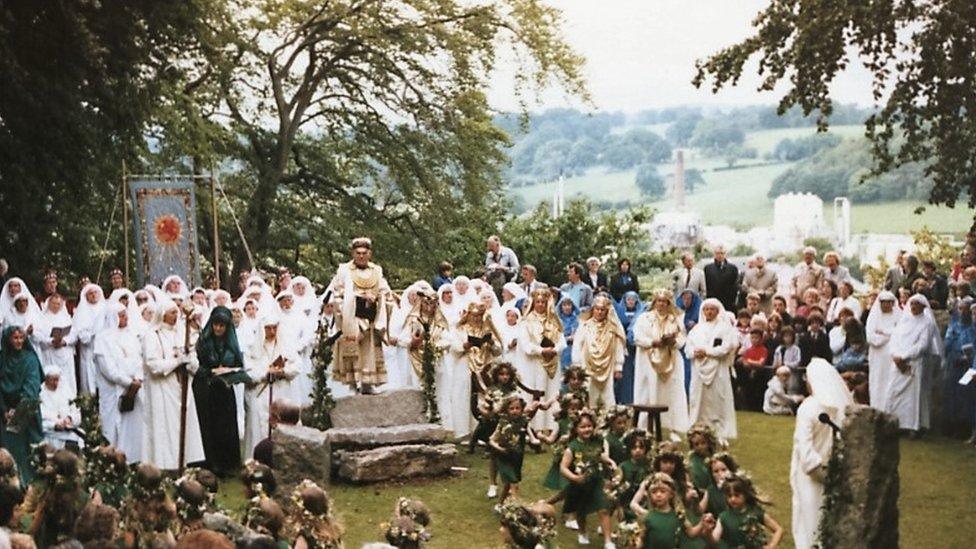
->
[272, 423, 332, 490]
[329, 388, 427, 428]
[336, 443, 456, 482]
[325, 423, 452, 448]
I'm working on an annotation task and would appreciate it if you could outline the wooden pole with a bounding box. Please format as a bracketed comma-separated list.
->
[210, 163, 221, 289]
[122, 160, 130, 286]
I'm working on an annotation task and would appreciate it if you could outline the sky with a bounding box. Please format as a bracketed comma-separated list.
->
[488, 0, 877, 113]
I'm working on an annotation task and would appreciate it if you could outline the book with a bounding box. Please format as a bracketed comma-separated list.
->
[355, 296, 377, 321]
[50, 326, 71, 339]
[540, 336, 555, 349]
[468, 334, 492, 348]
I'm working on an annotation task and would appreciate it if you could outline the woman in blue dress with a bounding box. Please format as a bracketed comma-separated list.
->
[676, 289, 702, 397]
[943, 297, 975, 437]
[616, 291, 645, 405]
[556, 295, 580, 372]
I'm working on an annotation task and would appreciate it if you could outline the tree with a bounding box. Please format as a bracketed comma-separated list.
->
[684, 168, 705, 193]
[693, 0, 976, 227]
[635, 164, 666, 199]
[666, 112, 704, 146]
[689, 119, 745, 154]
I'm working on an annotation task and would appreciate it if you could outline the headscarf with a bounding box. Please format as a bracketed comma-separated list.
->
[614, 290, 646, 331]
[161, 275, 190, 298]
[39, 293, 72, 335]
[577, 295, 627, 383]
[402, 291, 449, 379]
[108, 288, 138, 327]
[453, 276, 473, 307]
[685, 298, 736, 385]
[0, 277, 40, 320]
[5, 292, 39, 335]
[289, 276, 318, 315]
[501, 282, 527, 311]
[211, 289, 233, 309]
[196, 306, 244, 373]
[0, 325, 43, 418]
[520, 289, 564, 378]
[676, 289, 702, 332]
[437, 283, 462, 327]
[806, 358, 855, 424]
[142, 284, 166, 304]
[74, 283, 108, 337]
[891, 293, 944, 360]
[866, 290, 900, 336]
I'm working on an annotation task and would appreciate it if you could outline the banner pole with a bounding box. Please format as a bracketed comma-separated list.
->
[122, 160, 130, 286]
[210, 162, 221, 289]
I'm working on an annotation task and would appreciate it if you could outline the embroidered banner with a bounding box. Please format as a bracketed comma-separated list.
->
[129, 178, 201, 287]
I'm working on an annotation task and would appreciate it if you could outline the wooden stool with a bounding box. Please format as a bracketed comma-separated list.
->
[630, 405, 669, 442]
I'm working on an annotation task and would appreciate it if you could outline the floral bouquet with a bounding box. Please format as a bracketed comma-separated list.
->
[613, 520, 642, 549]
[5, 397, 39, 434]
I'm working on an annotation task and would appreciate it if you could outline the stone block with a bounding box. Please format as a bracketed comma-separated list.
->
[325, 423, 452, 448]
[272, 424, 332, 491]
[820, 405, 899, 549]
[336, 443, 456, 482]
[329, 389, 427, 429]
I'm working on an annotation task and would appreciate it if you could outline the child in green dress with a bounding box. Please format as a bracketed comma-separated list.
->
[629, 472, 715, 549]
[542, 393, 585, 529]
[700, 452, 739, 518]
[686, 424, 718, 495]
[653, 445, 705, 549]
[616, 430, 653, 521]
[603, 405, 633, 466]
[489, 395, 541, 502]
[475, 363, 519, 499]
[709, 473, 783, 549]
[560, 409, 617, 547]
[562, 366, 591, 403]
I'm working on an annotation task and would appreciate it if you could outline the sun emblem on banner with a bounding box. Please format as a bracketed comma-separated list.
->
[153, 214, 183, 245]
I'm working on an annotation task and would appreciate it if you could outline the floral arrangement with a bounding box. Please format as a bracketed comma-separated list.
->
[493, 417, 527, 453]
[612, 520, 642, 549]
[85, 446, 129, 507]
[419, 322, 441, 423]
[5, 397, 39, 434]
[284, 480, 343, 549]
[740, 510, 769, 549]
[382, 497, 432, 548]
[305, 319, 337, 431]
[497, 500, 556, 548]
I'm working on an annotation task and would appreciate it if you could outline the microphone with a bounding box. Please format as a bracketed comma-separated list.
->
[818, 412, 841, 435]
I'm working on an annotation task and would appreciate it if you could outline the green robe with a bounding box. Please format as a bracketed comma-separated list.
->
[619, 458, 651, 520]
[605, 430, 628, 465]
[717, 505, 766, 549]
[688, 452, 711, 493]
[562, 437, 610, 518]
[543, 416, 573, 490]
[0, 327, 43, 485]
[641, 509, 682, 549]
[493, 416, 527, 483]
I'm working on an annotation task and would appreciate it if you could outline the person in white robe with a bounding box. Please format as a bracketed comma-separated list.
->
[35, 294, 78, 396]
[387, 284, 422, 389]
[395, 290, 451, 411]
[453, 276, 475, 308]
[571, 295, 627, 409]
[74, 284, 107, 395]
[763, 366, 804, 415]
[438, 284, 463, 327]
[885, 293, 943, 435]
[142, 300, 205, 470]
[161, 275, 190, 299]
[243, 314, 301, 456]
[500, 282, 527, 312]
[39, 365, 83, 450]
[275, 291, 315, 403]
[865, 291, 900, 410]
[237, 298, 261, 351]
[684, 298, 739, 441]
[94, 302, 144, 463]
[449, 302, 502, 438]
[790, 358, 854, 549]
[0, 277, 40, 334]
[211, 289, 232, 310]
[498, 306, 522, 365]
[630, 289, 690, 434]
[5, 293, 39, 343]
[515, 289, 566, 430]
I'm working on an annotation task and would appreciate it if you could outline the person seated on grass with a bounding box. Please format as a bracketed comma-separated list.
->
[763, 366, 805, 416]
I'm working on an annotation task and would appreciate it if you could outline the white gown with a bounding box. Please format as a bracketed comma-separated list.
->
[789, 397, 833, 549]
[243, 337, 300, 456]
[40, 386, 83, 449]
[94, 324, 145, 463]
[884, 308, 940, 431]
[571, 319, 626, 409]
[142, 324, 205, 469]
[866, 309, 899, 410]
[514, 320, 566, 431]
[35, 313, 78, 397]
[631, 311, 690, 433]
[277, 308, 315, 404]
[684, 316, 738, 440]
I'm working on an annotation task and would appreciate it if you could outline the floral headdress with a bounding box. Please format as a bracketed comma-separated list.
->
[601, 404, 633, 430]
[285, 479, 342, 548]
[497, 500, 556, 549]
[686, 423, 718, 454]
[241, 459, 276, 498]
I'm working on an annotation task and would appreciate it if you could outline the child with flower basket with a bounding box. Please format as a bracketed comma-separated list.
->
[559, 409, 617, 547]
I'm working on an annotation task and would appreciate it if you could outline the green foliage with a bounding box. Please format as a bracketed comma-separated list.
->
[665, 112, 704, 146]
[771, 133, 842, 161]
[769, 139, 934, 203]
[730, 243, 756, 257]
[634, 164, 666, 199]
[602, 129, 673, 170]
[684, 168, 705, 193]
[304, 321, 335, 431]
[693, 0, 976, 228]
[690, 118, 745, 153]
[912, 227, 958, 274]
[499, 199, 666, 285]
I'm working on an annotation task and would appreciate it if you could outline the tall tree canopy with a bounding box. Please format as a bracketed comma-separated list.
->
[692, 0, 976, 226]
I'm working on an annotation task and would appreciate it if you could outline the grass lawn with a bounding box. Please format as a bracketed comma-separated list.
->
[744, 125, 866, 156]
[216, 411, 976, 548]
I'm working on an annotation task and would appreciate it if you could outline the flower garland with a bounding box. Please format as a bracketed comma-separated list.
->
[740, 508, 769, 549]
[497, 500, 556, 548]
[382, 497, 432, 548]
[286, 479, 343, 549]
[612, 520, 641, 549]
[420, 322, 441, 423]
[6, 397, 39, 434]
[72, 393, 109, 463]
[305, 320, 337, 431]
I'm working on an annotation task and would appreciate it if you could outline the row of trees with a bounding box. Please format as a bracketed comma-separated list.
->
[0, 0, 588, 288]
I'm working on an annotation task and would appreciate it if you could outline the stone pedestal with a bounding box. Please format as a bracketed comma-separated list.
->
[327, 388, 456, 483]
[820, 406, 899, 548]
[272, 424, 331, 492]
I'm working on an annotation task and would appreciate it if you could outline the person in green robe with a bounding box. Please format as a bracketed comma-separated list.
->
[560, 410, 617, 547]
[489, 395, 540, 502]
[629, 472, 715, 549]
[709, 473, 783, 549]
[603, 405, 631, 466]
[617, 430, 652, 521]
[702, 453, 739, 518]
[653, 446, 706, 548]
[686, 424, 718, 494]
[194, 306, 249, 476]
[0, 326, 43, 485]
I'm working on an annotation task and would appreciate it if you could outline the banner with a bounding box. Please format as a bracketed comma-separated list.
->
[129, 178, 201, 288]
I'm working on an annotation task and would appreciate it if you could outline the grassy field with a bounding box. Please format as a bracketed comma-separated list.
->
[216, 412, 976, 548]
[743, 125, 866, 156]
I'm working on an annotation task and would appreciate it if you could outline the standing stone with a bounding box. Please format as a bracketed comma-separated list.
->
[819, 406, 899, 548]
[272, 424, 331, 492]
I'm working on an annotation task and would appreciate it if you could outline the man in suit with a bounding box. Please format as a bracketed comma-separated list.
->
[883, 250, 907, 292]
[704, 245, 739, 312]
[740, 254, 778, 313]
[584, 257, 608, 292]
[671, 251, 707, 297]
[519, 264, 547, 295]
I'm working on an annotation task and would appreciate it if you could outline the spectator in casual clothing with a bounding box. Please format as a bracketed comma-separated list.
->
[763, 366, 804, 415]
[485, 235, 519, 299]
[704, 245, 738, 312]
[795, 288, 820, 318]
[822, 251, 851, 285]
[432, 261, 454, 291]
[900, 254, 923, 293]
[799, 314, 832, 366]
[583, 257, 609, 292]
[828, 308, 857, 355]
[834, 318, 868, 373]
[671, 251, 707, 297]
[772, 326, 803, 394]
[772, 295, 793, 326]
[518, 265, 546, 296]
[609, 258, 640, 301]
[740, 254, 778, 313]
[559, 262, 594, 310]
[736, 329, 770, 411]
[922, 260, 949, 309]
[792, 246, 824, 306]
